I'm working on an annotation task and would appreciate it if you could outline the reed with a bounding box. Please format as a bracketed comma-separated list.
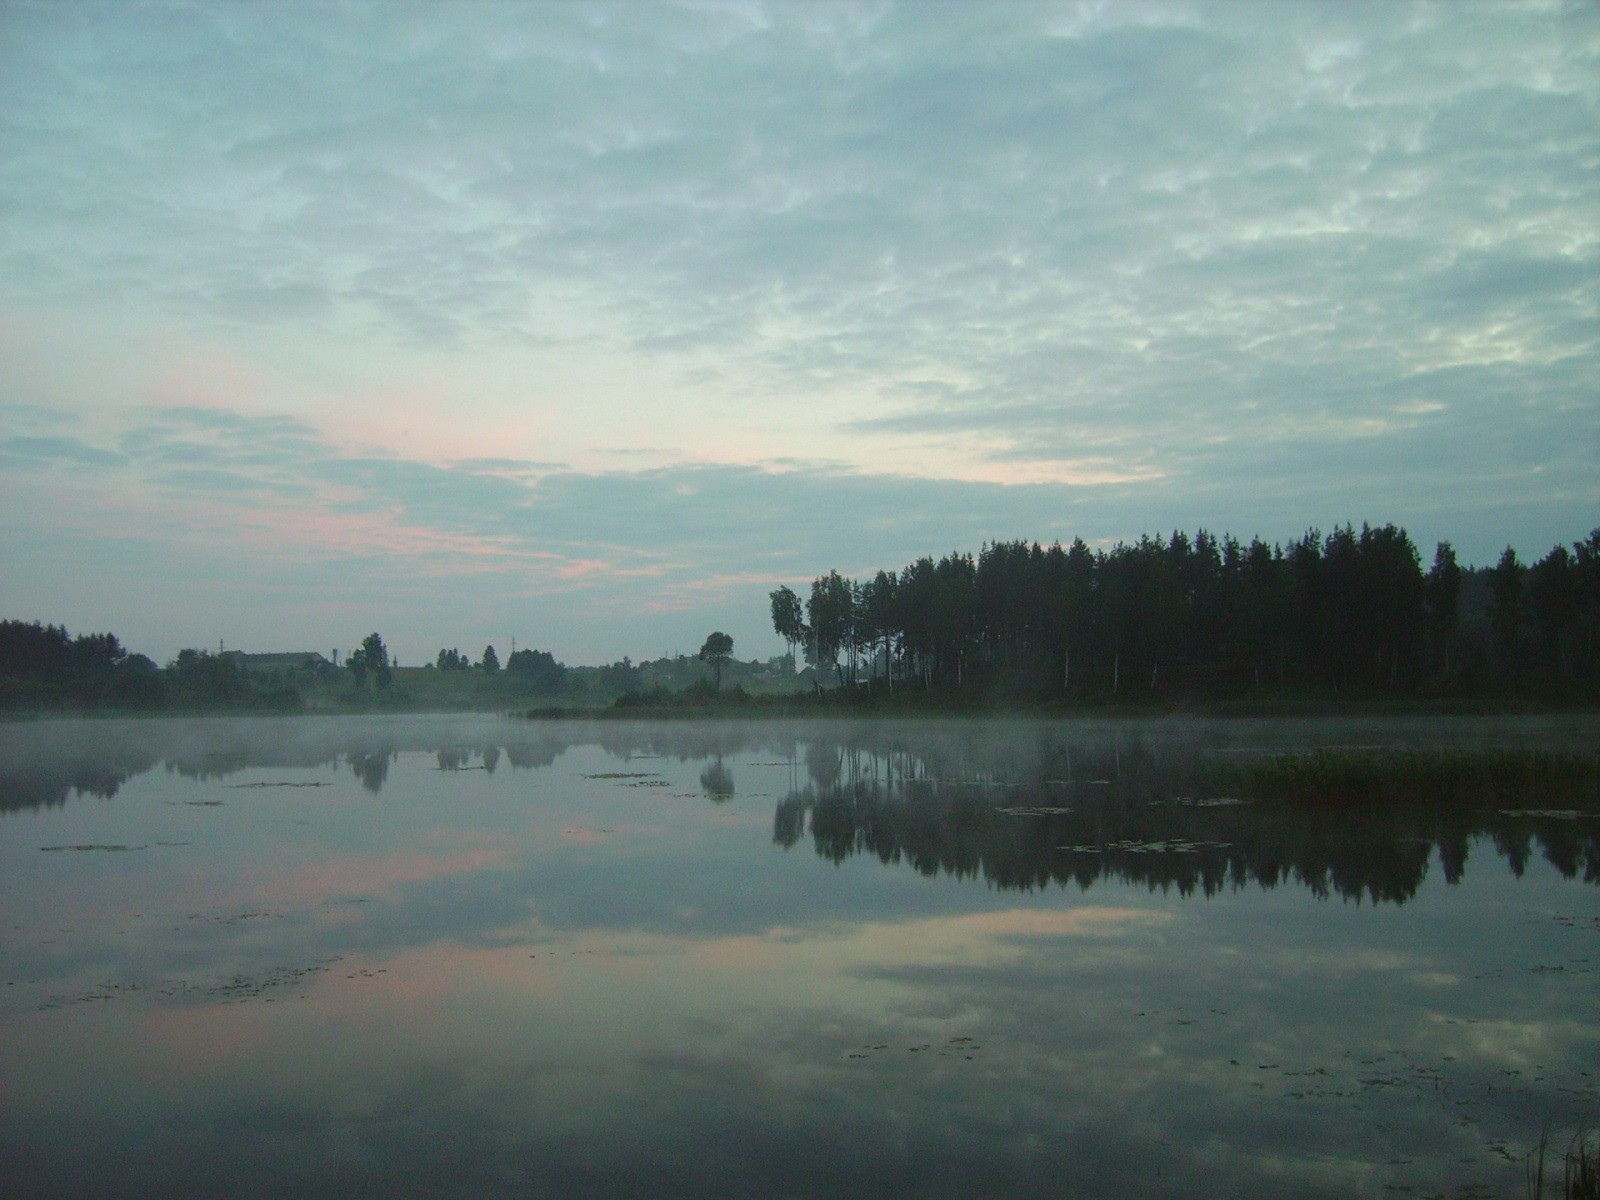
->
[1569, 1126, 1600, 1200]
[1528, 1124, 1599, 1200]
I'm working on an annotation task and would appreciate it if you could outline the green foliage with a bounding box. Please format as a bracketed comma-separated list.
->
[698, 631, 734, 688]
[104, 653, 163, 709]
[612, 681, 750, 710]
[165, 648, 300, 711]
[348, 632, 392, 690]
[0, 620, 177, 709]
[506, 647, 565, 690]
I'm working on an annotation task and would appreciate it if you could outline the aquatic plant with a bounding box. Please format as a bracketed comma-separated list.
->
[1528, 1123, 1599, 1200]
[1222, 748, 1600, 808]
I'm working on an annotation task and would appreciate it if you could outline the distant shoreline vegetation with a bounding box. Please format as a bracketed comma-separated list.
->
[4, 522, 1597, 717]
[0, 624, 798, 717]
[762, 523, 1599, 710]
[0, 625, 303, 714]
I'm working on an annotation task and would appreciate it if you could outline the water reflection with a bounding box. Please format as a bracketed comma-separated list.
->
[5, 715, 1595, 905]
[774, 749, 1599, 904]
[2, 714, 1597, 1199]
[699, 758, 735, 800]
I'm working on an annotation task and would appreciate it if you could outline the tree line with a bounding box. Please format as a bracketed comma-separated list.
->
[0, 621, 299, 710]
[770, 525, 1600, 702]
[0, 621, 750, 711]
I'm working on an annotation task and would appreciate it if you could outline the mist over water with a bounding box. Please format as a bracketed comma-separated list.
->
[2, 714, 1596, 1198]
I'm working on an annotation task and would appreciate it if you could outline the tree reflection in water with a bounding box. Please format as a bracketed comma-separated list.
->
[772, 733, 1598, 904]
[2, 714, 1594, 903]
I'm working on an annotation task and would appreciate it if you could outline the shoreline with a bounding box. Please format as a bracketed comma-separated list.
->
[5, 694, 1596, 723]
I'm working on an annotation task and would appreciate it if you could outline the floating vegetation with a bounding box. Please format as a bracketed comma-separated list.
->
[844, 1035, 983, 1063]
[184, 800, 224, 806]
[222, 781, 331, 789]
[37, 983, 126, 1010]
[1219, 748, 1600, 808]
[206, 956, 348, 1003]
[40, 843, 143, 852]
[995, 805, 1074, 816]
[624, 779, 673, 788]
[187, 910, 284, 926]
[581, 772, 661, 780]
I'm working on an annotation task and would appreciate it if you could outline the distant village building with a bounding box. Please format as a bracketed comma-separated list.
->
[220, 651, 334, 678]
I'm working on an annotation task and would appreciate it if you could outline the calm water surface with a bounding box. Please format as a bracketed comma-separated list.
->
[2, 715, 1597, 1198]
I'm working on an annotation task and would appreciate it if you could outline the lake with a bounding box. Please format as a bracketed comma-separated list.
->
[2, 714, 1596, 1199]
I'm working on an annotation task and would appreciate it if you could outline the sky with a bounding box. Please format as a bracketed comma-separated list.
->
[1, 0, 1595, 668]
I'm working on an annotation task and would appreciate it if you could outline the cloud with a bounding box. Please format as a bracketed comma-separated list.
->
[0, 434, 128, 470]
[0, 1, 1594, 659]
[2, 397, 1589, 670]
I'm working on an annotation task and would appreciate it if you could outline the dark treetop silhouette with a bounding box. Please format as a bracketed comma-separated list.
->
[771, 525, 1600, 705]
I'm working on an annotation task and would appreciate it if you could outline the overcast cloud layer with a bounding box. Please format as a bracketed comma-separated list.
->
[1, 1, 1595, 664]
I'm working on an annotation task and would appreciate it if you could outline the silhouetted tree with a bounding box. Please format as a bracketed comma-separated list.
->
[768, 586, 806, 677]
[1488, 548, 1525, 670]
[859, 570, 899, 690]
[348, 632, 391, 690]
[765, 522, 1597, 705]
[1528, 544, 1578, 676]
[1425, 542, 1462, 678]
[698, 631, 734, 689]
[1575, 529, 1600, 679]
[808, 571, 853, 688]
[506, 647, 566, 690]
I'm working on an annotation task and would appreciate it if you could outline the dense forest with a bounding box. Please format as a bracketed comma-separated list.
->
[770, 524, 1600, 704]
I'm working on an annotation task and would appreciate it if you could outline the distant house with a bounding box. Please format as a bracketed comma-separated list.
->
[221, 651, 334, 678]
